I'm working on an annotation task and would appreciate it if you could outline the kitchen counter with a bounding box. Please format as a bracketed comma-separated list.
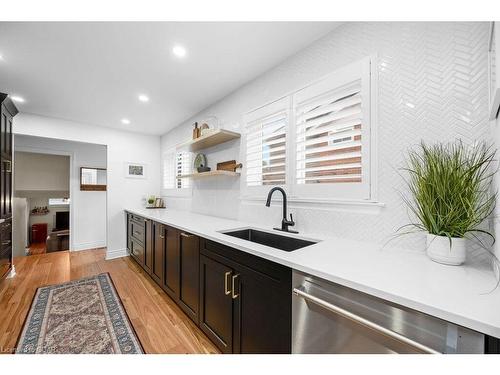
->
[125, 207, 500, 338]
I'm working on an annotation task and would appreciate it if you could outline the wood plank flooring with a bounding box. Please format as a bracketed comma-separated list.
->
[27, 242, 46, 255]
[0, 248, 219, 354]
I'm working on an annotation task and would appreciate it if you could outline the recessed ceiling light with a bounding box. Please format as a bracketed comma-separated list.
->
[10, 95, 25, 103]
[172, 45, 187, 58]
[121, 118, 131, 125]
[138, 94, 149, 103]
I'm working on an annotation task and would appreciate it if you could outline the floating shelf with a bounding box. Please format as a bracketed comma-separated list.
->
[178, 170, 240, 179]
[176, 129, 241, 152]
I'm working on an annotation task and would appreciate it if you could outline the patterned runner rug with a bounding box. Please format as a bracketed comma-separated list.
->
[16, 273, 144, 354]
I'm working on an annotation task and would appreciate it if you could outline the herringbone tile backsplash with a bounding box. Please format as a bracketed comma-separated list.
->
[163, 22, 491, 253]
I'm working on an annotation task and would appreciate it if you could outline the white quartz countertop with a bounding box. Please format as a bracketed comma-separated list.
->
[125, 207, 500, 338]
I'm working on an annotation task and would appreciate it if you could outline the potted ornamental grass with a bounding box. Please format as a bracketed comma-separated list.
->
[401, 141, 497, 265]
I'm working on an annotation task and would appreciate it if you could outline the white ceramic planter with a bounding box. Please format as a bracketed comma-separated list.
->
[426, 233, 466, 266]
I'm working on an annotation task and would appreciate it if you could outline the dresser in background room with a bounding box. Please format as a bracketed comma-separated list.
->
[0, 93, 17, 280]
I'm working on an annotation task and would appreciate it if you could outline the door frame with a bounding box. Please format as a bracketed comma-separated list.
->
[13, 144, 75, 251]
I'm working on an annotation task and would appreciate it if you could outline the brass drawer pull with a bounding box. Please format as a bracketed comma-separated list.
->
[231, 274, 240, 299]
[224, 271, 232, 295]
[181, 232, 194, 238]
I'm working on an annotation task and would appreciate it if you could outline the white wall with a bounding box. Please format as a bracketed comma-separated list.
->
[14, 135, 107, 250]
[13, 114, 161, 259]
[14, 152, 70, 191]
[160, 22, 492, 252]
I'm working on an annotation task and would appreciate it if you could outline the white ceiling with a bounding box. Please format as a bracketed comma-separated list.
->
[0, 22, 339, 135]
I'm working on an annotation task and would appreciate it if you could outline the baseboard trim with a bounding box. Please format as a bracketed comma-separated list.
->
[6, 265, 16, 279]
[72, 241, 107, 252]
[106, 248, 129, 260]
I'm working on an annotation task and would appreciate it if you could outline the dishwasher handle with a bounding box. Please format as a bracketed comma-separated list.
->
[293, 287, 440, 354]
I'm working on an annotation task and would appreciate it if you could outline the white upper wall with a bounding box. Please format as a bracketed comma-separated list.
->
[160, 22, 492, 252]
[13, 113, 161, 258]
[14, 152, 70, 192]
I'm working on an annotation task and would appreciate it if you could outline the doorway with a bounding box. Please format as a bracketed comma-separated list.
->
[12, 135, 107, 257]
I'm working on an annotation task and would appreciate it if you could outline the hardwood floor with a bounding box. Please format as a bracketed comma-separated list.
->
[0, 249, 219, 354]
[27, 242, 46, 255]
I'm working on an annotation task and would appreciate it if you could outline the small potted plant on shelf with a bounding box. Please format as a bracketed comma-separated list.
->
[400, 141, 497, 265]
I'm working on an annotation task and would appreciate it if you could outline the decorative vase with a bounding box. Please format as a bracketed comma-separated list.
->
[426, 233, 466, 266]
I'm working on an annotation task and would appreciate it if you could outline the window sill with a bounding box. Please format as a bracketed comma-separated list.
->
[240, 196, 385, 214]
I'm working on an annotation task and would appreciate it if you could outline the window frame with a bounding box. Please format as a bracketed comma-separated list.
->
[241, 56, 378, 206]
[241, 96, 293, 197]
[161, 148, 193, 198]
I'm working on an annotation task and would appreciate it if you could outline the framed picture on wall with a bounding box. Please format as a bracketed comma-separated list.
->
[124, 162, 147, 179]
[489, 22, 500, 120]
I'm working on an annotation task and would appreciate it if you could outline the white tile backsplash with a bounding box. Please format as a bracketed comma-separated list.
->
[161, 22, 491, 252]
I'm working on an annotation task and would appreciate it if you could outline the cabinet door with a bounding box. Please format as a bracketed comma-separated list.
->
[0, 219, 12, 279]
[232, 263, 292, 354]
[144, 219, 153, 272]
[1, 105, 6, 157]
[178, 232, 200, 322]
[151, 222, 165, 285]
[199, 255, 235, 354]
[163, 225, 180, 299]
[126, 214, 132, 253]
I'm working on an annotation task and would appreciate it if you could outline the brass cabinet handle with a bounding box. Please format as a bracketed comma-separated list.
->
[231, 274, 240, 299]
[224, 271, 232, 295]
[181, 232, 195, 238]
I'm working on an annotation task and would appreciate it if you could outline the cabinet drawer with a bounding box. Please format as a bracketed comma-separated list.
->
[130, 214, 146, 225]
[130, 238, 145, 264]
[201, 239, 290, 286]
[130, 219, 146, 243]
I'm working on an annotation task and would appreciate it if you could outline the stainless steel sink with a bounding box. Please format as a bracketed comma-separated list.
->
[220, 228, 318, 251]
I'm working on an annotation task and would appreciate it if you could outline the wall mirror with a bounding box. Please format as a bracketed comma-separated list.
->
[80, 167, 107, 191]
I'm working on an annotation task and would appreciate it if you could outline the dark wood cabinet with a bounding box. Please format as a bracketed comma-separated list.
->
[126, 212, 292, 354]
[0, 93, 16, 281]
[127, 213, 152, 273]
[178, 232, 200, 323]
[164, 225, 180, 299]
[151, 222, 165, 285]
[233, 262, 291, 353]
[144, 219, 153, 272]
[200, 239, 292, 354]
[199, 254, 235, 353]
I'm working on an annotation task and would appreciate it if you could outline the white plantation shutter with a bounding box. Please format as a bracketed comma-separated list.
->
[162, 149, 192, 194]
[293, 58, 372, 199]
[244, 97, 290, 191]
[176, 151, 192, 189]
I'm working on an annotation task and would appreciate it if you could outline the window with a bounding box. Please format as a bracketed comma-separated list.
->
[243, 57, 374, 202]
[244, 97, 290, 193]
[162, 149, 192, 195]
[49, 198, 70, 206]
[293, 57, 372, 200]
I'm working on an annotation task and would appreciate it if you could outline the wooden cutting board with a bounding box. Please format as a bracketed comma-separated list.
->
[217, 160, 242, 171]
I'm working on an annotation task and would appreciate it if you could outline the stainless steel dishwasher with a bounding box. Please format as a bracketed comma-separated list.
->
[292, 271, 485, 353]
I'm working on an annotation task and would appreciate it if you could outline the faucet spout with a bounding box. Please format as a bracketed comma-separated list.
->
[265, 187, 297, 233]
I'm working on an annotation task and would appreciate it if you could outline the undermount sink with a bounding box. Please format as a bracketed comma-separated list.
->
[221, 228, 318, 252]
